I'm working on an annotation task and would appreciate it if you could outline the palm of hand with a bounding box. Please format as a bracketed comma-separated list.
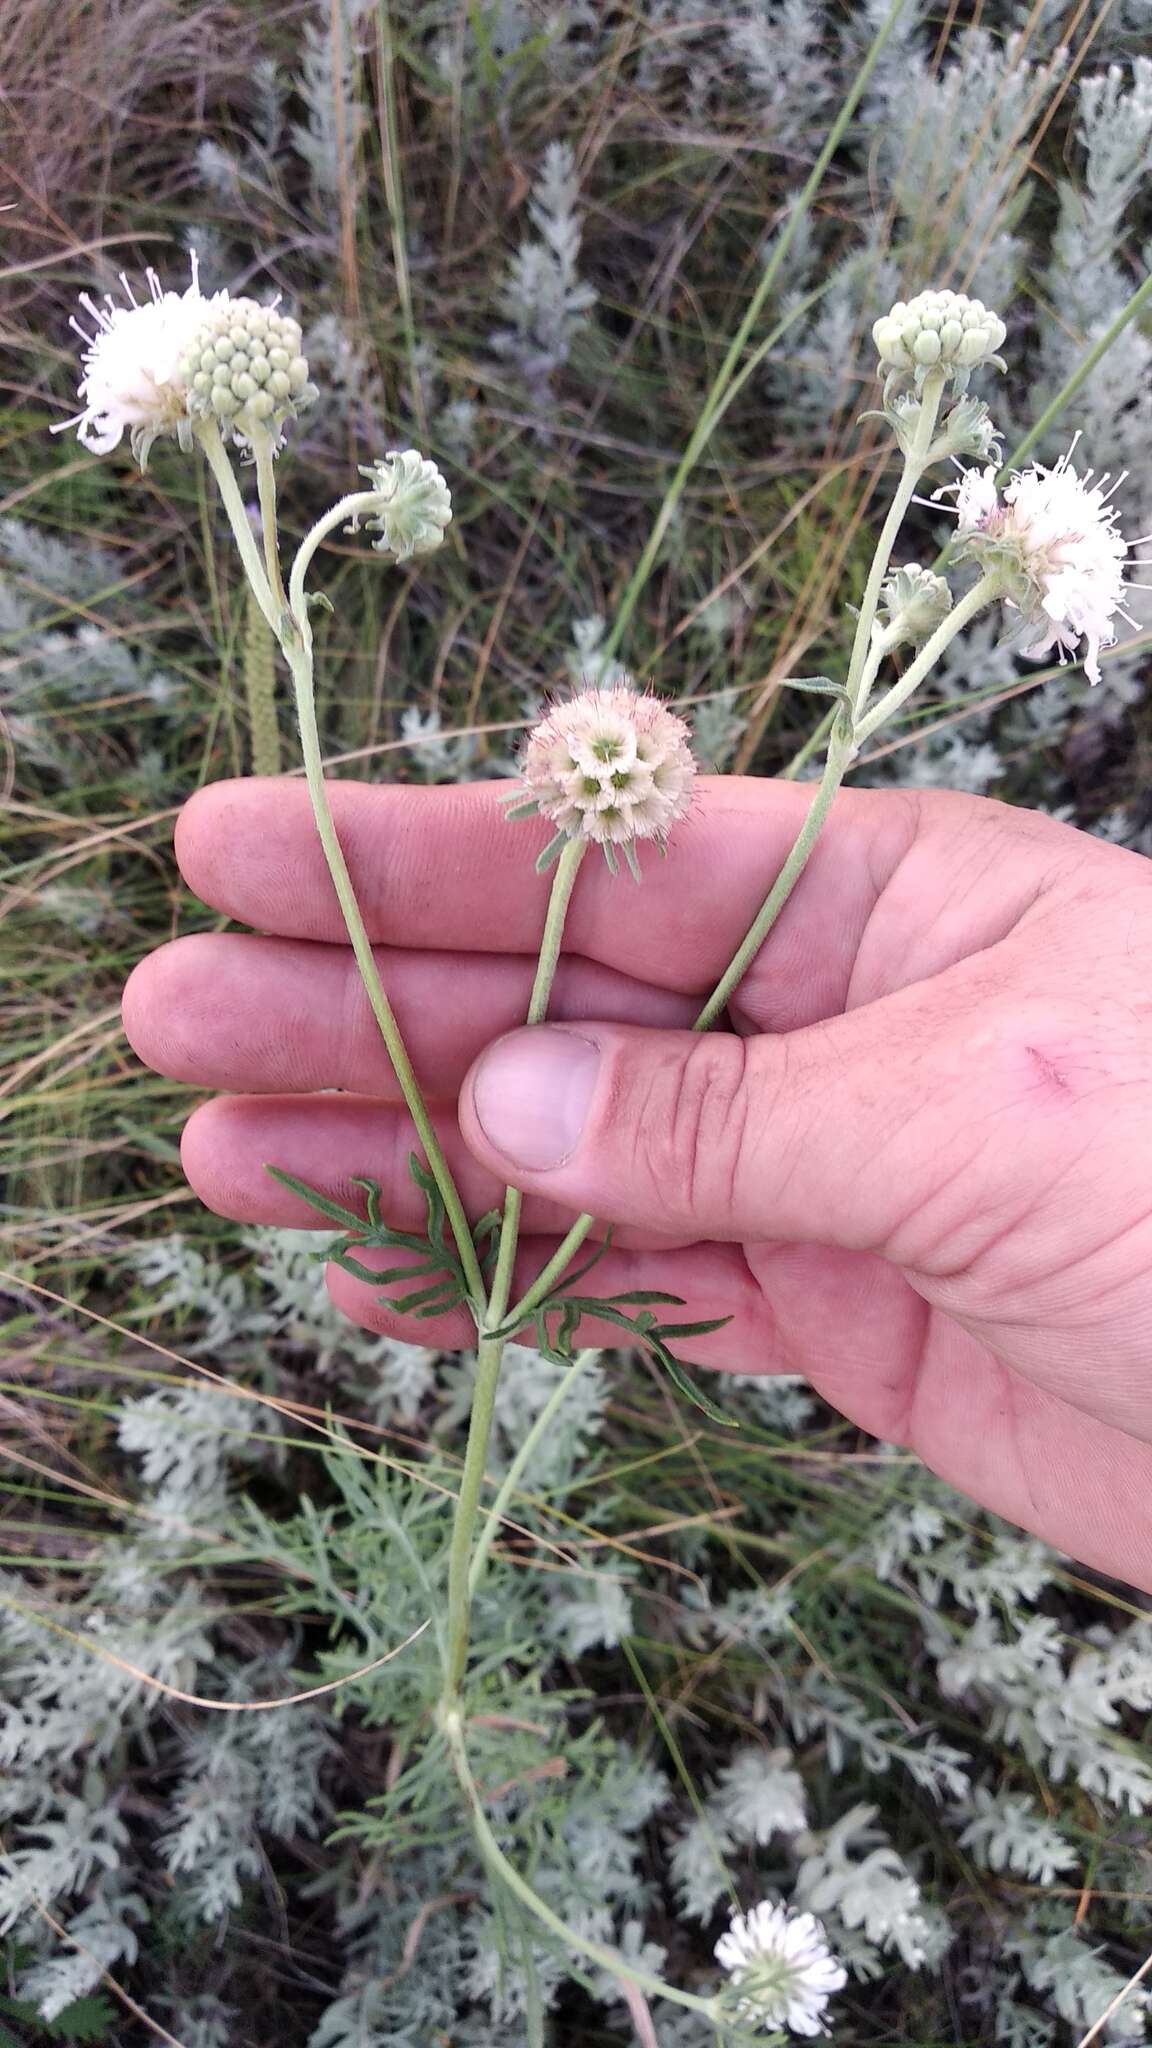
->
[123, 775, 1152, 1587]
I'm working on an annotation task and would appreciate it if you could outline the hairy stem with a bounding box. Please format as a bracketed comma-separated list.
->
[443, 838, 587, 1700]
[250, 423, 289, 617]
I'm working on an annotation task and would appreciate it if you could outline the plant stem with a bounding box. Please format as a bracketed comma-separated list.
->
[468, 1347, 600, 1596]
[694, 712, 857, 1031]
[194, 418, 281, 635]
[271, 519, 486, 1311]
[442, 838, 587, 1700]
[844, 367, 946, 716]
[250, 423, 289, 617]
[853, 573, 1002, 748]
[439, 1703, 719, 2020]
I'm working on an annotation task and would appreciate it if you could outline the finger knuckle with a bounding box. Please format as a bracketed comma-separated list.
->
[633, 1036, 755, 1226]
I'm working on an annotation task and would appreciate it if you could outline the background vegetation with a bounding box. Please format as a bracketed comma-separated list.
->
[2, 0, 1151, 2042]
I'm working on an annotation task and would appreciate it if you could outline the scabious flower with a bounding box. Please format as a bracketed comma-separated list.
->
[512, 683, 696, 876]
[715, 1901, 846, 2038]
[55, 257, 317, 467]
[872, 288, 1006, 392]
[180, 296, 316, 450]
[53, 258, 218, 467]
[877, 563, 953, 647]
[952, 444, 1133, 684]
[354, 451, 453, 563]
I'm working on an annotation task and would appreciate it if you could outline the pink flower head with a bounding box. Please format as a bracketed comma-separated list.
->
[514, 683, 696, 876]
[952, 445, 1133, 684]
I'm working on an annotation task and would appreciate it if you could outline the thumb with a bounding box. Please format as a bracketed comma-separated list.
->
[459, 1012, 961, 1253]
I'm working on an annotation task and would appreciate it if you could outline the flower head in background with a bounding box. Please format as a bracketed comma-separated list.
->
[873, 288, 1006, 393]
[952, 443, 1133, 683]
[513, 683, 696, 876]
[181, 296, 317, 451]
[355, 451, 453, 563]
[53, 257, 218, 467]
[715, 1901, 846, 2037]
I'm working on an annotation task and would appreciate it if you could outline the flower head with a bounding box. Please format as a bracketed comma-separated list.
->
[181, 295, 316, 450]
[54, 257, 219, 467]
[513, 683, 696, 876]
[715, 1901, 846, 2038]
[872, 288, 1006, 393]
[355, 451, 453, 563]
[952, 444, 1133, 683]
[878, 562, 953, 647]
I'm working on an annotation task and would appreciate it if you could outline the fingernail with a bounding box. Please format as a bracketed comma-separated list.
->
[471, 1027, 600, 1170]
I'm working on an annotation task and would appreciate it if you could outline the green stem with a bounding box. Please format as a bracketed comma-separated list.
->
[439, 1704, 719, 2019]
[278, 497, 486, 1308]
[443, 838, 588, 1700]
[844, 367, 946, 717]
[599, 0, 911, 669]
[250, 423, 289, 617]
[194, 418, 281, 636]
[694, 712, 857, 1032]
[853, 573, 1003, 748]
[468, 1347, 600, 1596]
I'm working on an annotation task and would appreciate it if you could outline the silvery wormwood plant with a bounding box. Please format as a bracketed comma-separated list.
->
[50, 259, 1144, 2038]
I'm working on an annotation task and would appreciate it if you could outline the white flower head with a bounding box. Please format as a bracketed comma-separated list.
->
[872, 287, 1006, 394]
[952, 442, 1134, 684]
[513, 683, 696, 877]
[715, 1901, 847, 2037]
[355, 451, 453, 563]
[54, 255, 219, 468]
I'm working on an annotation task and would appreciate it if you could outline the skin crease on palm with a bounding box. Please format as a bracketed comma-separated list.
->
[121, 773, 1152, 1592]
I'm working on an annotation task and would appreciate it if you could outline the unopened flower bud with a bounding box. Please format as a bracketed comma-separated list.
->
[355, 451, 453, 563]
[181, 297, 317, 448]
[873, 288, 1006, 393]
[878, 563, 953, 647]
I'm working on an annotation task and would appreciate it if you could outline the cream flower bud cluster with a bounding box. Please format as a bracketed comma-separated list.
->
[953, 448, 1132, 685]
[715, 1901, 846, 2037]
[181, 298, 316, 444]
[877, 563, 953, 647]
[873, 289, 1006, 388]
[516, 684, 696, 873]
[356, 452, 454, 563]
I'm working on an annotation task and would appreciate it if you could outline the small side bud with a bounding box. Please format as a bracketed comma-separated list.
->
[877, 563, 953, 648]
[356, 451, 453, 563]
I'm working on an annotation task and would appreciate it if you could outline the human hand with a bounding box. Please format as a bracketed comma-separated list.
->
[123, 775, 1152, 1589]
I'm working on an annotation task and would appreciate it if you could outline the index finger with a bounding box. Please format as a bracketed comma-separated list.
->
[173, 774, 1060, 1005]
